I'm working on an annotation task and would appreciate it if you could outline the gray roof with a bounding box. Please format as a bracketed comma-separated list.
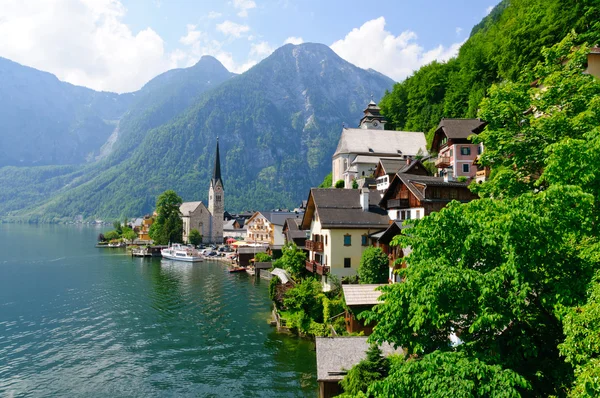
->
[333, 129, 427, 158]
[378, 158, 409, 175]
[304, 189, 389, 229]
[179, 201, 204, 216]
[436, 118, 486, 140]
[284, 218, 307, 240]
[271, 268, 293, 284]
[223, 219, 237, 230]
[351, 155, 384, 165]
[342, 284, 386, 306]
[316, 337, 401, 382]
[262, 211, 303, 226]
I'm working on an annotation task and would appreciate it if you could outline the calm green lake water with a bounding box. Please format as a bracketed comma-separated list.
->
[0, 224, 316, 397]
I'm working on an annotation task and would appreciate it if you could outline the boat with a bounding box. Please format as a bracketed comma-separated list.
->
[229, 266, 246, 273]
[161, 244, 204, 262]
[107, 241, 126, 248]
[131, 247, 149, 257]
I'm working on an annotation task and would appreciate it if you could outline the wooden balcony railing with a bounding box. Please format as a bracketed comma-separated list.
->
[305, 240, 324, 252]
[476, 169, 490, 177]
[386, 199, 409, 209]
[305, 260, 330, 275]
[435, 156, 451, 168]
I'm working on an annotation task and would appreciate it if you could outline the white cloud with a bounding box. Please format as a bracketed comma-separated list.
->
[455, 27, 463, 36]
[250, 41, 275, 58]
[180, 24, 204, 45]
[330, 17, 463, 82]
[216, 20, 250, 38]
[485, 5, 494, 15]
[0, 0, 177, 93]
[207, 11, 222, 19]
[233, 0, 256, 18]
[284, 36, 304, 45]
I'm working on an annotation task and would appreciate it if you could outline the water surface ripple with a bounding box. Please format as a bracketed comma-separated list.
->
[0, 224, 316, 397]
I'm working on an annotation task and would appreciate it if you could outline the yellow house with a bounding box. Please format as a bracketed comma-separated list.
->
[300, 188, 390, 290]
[138, 216, 154, 241]
[246, 211, 302, 246]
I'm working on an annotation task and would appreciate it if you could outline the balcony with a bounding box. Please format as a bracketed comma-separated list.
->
[305, 240, 324, 252]
[305, 260, 330, 275]
[435, 156, 451, 168]
[386, 199, 409, 209]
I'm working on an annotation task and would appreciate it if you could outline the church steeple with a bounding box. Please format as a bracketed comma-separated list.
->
[211, 138, 223, 189]
[359, 99, 387, 130]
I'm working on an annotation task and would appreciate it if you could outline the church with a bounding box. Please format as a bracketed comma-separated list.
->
[180, 139, 224, 244]
[332, 100, 427, 188]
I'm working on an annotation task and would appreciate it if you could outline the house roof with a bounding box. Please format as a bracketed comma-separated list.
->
[378, 158, 409, 175]
[223, 219, 238, 230]
[316, 337, 401, 382]
[264, 211, 303, 226]
[179, 201, 204, 216]
[284, 218, 306, 240]
[301, 188, 390, 229]
[271, 268, 293, 284]
[378, 221, 410, 244]
[333, 129, 427, 158]
[431, 118, 486, 151]
[351, 155, 384, 165]
[342, 284, 386, 306]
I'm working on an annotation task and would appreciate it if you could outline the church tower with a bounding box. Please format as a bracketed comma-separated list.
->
[359, 99, 386, 130]
[208, 138, 224, 243]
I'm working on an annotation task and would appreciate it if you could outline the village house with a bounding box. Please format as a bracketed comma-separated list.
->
[342, 284, 385, 335]
[369, 221, 408, 283]
[374, 157, 431, 193]
[332, 100, 427, 188]
[282, 217, 307, 249]
[300, 188, 390, 290]
[245, 211, 303, 247]
[223, 219, 246, 240]
[585, 46, 600, 79]
[315, 337, 401, 398]
[430, 118, 487, 179]
[180, 140, 224, 244]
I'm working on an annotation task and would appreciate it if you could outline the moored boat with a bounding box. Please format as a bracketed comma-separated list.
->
[161, 244, 203, 262]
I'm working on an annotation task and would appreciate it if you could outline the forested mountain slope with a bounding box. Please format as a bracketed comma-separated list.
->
[5, 43, 394, 221]
[379, 0, 600, 144]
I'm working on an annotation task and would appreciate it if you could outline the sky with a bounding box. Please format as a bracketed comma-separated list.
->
[0, 0, 501, 93]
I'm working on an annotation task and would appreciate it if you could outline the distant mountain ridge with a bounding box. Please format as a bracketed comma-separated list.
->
[0, 43, 395, 221]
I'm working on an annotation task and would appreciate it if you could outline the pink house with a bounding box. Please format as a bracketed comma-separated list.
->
[430, 118, 486, 179]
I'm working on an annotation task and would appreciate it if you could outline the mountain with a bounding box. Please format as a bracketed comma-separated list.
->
[0, 55, 236, 217]
[379, 0, 600, 143]
[0, 57, 134, 167]
[2, 43, 395, 221]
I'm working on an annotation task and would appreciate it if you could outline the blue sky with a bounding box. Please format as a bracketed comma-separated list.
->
[0, 0, 500, 93]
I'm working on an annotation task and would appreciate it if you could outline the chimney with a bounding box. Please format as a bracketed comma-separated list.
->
[406, 157, 412, 165]
[360, 188, 369, 211]
[444, 172, 453, 183]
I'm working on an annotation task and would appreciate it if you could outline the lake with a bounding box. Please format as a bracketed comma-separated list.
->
[0, 224, 316, 397]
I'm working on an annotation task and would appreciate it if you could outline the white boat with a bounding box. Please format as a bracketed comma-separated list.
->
[161, 244, 204, 262]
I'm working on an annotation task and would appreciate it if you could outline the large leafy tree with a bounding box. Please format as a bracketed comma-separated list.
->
[272, 242, 306, 278]
[340, 344, 390, 396]
[358, 247, 388, 284]
[149, 190, 183, 245]
[360, 36, 600, 397]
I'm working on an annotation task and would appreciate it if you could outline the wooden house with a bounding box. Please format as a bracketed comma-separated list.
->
[342, 284, 385, 334]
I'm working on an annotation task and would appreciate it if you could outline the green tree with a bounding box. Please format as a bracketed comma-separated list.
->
[283, 278, 324, 323]
[352, 179, 359, 189]
[188, 229, 202, 246]
[104, 230, 120, 241]
[254, 252, 272, 262]
[358, 247, 388, 284]
[340, 344, 390, 396]
[149, 190, 183, 245]
[319, 172, 333, 188]
[121, 227, 137, 244]
[272, 242, 306, 278]
[112, 220, 122, 235]
[335, 179, 345, 189]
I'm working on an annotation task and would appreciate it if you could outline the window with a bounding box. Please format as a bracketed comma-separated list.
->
[325, 235, 328, 245]
[416, 210, 421, 219]
[361, 234, 368, 246]
[463, 163, 470, 173]
[406, 212, 411, 220]
[344, 234, 352, 246]
[449, 149, 453, 158]
[433, 189, 441, 199]
[461, 147, 471, 156]
[450, 189, 458, 199]
[478, 145, 482, 155]
[344, 258, 351, 268]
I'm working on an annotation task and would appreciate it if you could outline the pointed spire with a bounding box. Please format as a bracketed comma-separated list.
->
[212, 137, 223, 188]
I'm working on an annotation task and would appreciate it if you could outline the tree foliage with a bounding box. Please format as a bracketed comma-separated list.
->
[272, 242, 306, 278]
[149, 190, 183, 245]
[283, 278, 324, 323]
[340, 344, 390, 396]
[335, 179, 345, 189]
[121, 227, 137, 243]
[360, 35, 600, 397]
[319, 172, 332, 188]
[358, 247, 389, 284]
[379, 0, 600, 144]
[188, 229, 202, 246]
[254, 252, 272, 262]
